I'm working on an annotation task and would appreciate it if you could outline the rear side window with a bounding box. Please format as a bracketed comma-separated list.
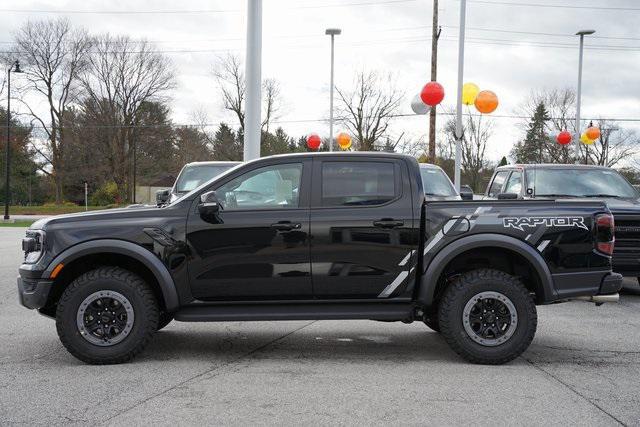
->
[321, 162, 396, 207]
[488, 171, 509, 197]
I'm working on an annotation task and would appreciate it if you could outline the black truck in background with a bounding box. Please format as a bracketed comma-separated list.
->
[484, 164, 640, 284]
[18, 153, 621, 365]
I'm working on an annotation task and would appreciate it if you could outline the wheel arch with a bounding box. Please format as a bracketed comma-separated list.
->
[42, 240, 179, 314]
[417, 233, 556, 307]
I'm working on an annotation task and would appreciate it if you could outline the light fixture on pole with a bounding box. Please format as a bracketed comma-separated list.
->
[325, 28, 341, 151]
[453, 0, 467, 191]
[4, 60, 23, 221]
[574, 29, 595, 164]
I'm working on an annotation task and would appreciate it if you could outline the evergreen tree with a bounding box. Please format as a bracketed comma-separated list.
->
[511, 102, 550, 163]
[498, 156, 508, 166]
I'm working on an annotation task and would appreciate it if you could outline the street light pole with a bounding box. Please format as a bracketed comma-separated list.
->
[574, 29, 595, 164]
[4, 60, 22, 221]
[244, 0, 262, 162]
[326, 28, 341, 152]
[454, 0, 467, 191]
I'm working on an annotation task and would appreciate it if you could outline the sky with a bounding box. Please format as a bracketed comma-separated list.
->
[1, 0, 639, 162]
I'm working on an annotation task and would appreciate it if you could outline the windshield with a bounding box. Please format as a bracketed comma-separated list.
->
[420, 167, 457, 196]
[175, 164, 236, 193]
[525, 168, 638, 198]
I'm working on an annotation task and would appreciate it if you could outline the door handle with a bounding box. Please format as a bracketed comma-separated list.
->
[271, 221, 302, 231]
[373, 219, 404, 229]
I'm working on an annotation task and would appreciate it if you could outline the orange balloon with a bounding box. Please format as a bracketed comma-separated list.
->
[585, 126, 601, 140]
[474, 90, 499, 114]
[336, 132, 352, 150]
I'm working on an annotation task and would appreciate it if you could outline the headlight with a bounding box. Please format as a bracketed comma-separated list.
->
[22, 230, 46, 264]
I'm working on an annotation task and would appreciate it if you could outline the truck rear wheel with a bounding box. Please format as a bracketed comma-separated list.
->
[438, 268, 537, 365]
[56, 267, 159, 365]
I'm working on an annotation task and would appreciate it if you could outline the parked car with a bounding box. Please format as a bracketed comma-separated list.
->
[156, 161, 240, 205]
[484, 164, 640, 284]
[18, 153, 620, 365]
[419, 163, 473, 200]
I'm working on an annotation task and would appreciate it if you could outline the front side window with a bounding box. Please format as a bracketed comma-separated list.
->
[488, 171, 509, 197]
[215, 163, 302, 210]
[321, 161, 396, 207]
[504, 171, 522, 195]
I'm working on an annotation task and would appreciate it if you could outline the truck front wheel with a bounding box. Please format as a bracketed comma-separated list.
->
[56, 267, 159, 364]
[438, 268, 537, 365]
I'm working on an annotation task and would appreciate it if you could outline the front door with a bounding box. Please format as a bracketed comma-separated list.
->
[309, 158, 417, 299]
[186, 160, 312, 301]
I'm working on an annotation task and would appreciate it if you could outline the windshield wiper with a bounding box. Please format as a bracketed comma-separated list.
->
[534, 193, 578, 198]
[581, 194, 622, 198]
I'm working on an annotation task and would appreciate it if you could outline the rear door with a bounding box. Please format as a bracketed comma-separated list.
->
[309, 157, 418, 299]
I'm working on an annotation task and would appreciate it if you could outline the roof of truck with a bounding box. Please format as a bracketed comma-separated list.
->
[495, 163, 612, 171]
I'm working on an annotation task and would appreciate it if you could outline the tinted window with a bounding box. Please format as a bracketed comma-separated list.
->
[420, 167, 457, 197]
[322, 162, 396, 206]
[504, 171, 522, 195]
[525, 168, 638, 198]
[175, 164, 236, 192]
[216, 163, 302, 210]
[488, 171, 509, 197]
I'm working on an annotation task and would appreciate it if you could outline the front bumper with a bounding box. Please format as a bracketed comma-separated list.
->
[17, 268, 52, 310]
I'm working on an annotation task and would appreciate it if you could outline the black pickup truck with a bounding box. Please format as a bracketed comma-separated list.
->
[484, 164, 640, 284]
[18, 153, 621, 365]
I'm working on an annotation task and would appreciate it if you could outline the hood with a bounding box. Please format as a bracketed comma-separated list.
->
[600, 197, 640, 215]
[30, 205, 167, 230]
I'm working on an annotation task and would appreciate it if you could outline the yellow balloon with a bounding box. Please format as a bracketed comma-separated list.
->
[580, 133, 595, 145]
[462, 82, 480, 106]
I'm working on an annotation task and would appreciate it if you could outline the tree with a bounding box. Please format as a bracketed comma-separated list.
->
[444, 113, 493, 192]
[498, 156, 508, 166]
[212, 54, 282, 135]
[336, 70, 403, 151]
[585, 119, 638, 167]
[0, 108, 44, 205]
[516, 88, 575, 164]
[13, 18, 91, 203]
[511, 102, 550, 163]
[81, 34, 175, 201]
[210, 123, 242, 161]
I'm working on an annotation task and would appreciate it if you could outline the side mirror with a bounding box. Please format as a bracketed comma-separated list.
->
[497, 192, 518, 200]
[198, 191, 221, 216]
[156, 189, 170, 205]
[459, 185, 474, 201]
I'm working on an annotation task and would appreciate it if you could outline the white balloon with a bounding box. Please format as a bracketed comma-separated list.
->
[411, 94, 430, 115]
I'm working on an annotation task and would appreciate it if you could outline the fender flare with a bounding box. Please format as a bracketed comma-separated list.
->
[417, 233, 556, 306]
[44, 239, 179, 312]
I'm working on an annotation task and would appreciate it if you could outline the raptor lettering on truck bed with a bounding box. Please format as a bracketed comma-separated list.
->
[17, 153, 622, 365]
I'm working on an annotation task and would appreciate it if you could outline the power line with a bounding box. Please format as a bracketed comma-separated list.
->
[0, 0, 418, 15]
[4, 112, 639, 130]
[467, 0, 640, 11]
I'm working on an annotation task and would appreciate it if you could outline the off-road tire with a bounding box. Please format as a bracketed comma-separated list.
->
[423, 314, 440, 333]
[157, 312, 174, 331]
[438, 268, 537, 365]
[56, 267, 159, 365]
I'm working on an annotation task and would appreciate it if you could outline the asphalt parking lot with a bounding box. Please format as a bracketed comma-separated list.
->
[1, 227, 639, 426]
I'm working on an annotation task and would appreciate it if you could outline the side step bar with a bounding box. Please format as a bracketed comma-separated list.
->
[574, 293, 619, 304]
[174, 302, 413, 322]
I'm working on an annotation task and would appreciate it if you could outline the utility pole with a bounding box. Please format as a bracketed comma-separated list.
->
[244, 0, 263, 162]
[428, 0, 441, 163]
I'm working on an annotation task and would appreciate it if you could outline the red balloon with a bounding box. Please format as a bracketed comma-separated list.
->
[420, 81, 445, 107]
[556, 131, 572, 145]
[306, 133, 321, 150]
